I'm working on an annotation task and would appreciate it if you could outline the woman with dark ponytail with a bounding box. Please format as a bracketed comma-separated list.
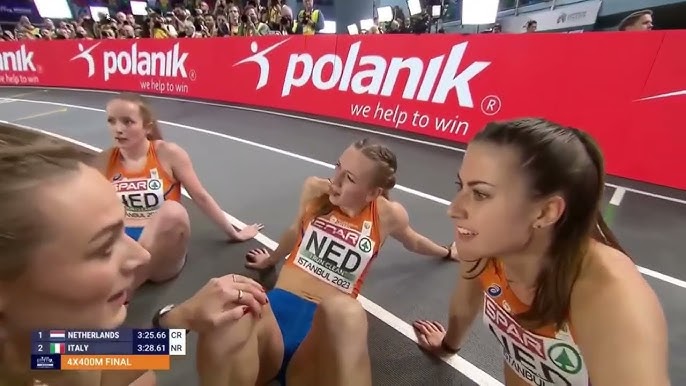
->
[414, 118, 669, 386]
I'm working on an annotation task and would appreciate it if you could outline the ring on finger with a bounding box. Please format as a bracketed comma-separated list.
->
[237, 289, 243, 301]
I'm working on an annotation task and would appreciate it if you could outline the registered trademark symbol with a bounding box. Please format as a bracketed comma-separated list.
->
[481, 95, 502, 116]
[189, 70, 197, 81]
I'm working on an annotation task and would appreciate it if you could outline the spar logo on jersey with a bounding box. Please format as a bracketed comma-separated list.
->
[235, 39, 492, 109]
[70, 42, 192, 82]
[548, 343, 583, 374]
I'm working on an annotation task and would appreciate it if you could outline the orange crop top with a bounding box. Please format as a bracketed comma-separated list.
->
[105, 141, 181, 220]
[284, 199, 383, 298]
[479, 259, 590, 386]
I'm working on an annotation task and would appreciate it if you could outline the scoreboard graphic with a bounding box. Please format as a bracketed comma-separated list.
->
[31, 329, 186, 370]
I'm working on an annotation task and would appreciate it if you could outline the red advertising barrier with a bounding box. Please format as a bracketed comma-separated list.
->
[0, 32, 683, 189]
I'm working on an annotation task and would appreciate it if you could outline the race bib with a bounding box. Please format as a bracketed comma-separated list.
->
[113, 169, 165, 219]
[483, 295, 589, 386]
[294, 217, 375, 293]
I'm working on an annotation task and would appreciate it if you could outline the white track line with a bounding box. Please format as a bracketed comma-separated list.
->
[1, 87, 468, 153]
[6, 87, 686, 206]
[3, 98, 686, 290]
[5, 87, 686, 205]
[609, 187, 626, 206]
[3, 120, 503, 386]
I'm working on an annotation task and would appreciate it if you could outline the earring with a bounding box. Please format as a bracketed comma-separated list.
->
[533, 224, 542, 229]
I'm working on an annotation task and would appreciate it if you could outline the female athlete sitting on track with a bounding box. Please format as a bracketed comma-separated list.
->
[0, 123, 268, 386]
[93, 93, 263, 291]
[196, 138, 458, 386]
[414, 118, 669, 386]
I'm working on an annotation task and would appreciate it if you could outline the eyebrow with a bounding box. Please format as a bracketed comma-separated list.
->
[337, 159, 358, 178]
[89, 220, 124, 244]
[457, 175, 495, 187]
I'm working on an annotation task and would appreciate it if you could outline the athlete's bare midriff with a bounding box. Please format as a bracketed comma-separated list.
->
[275, 264, 346, 303]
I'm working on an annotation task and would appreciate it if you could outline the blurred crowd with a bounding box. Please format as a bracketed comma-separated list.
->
[0, 0, 655, 41]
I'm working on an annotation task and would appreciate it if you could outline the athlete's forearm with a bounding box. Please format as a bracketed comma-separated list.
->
[267, 226, 299, 267]
[193, 193, 240, 238]
[403, 230, 448, 258]
[444, 279, 482, 349]
[445, 307, 479, 350]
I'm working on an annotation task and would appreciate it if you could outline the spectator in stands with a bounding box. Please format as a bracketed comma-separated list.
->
[386, 20, 401, 34]
[216, 13, 230, 36]
[40, 28, 52, 40]
[127, 13, 137, 27]
[525, 19, 537, 32]
[618, 10, 654, 31]
[43, 18, 55, 33]
[295, 0, 324, 35]
[116, 11, 127, 25]
[214, 0, 231, 15]
[16, 16, 40, 38]
[240, 5, 270, 36]
[101, 27, 117, 39]
[276, 5, 295, 35]
[227, 4, 242, 35]
[150, 13, 172, 38]
[199, 1, 211, 15]
[75, 26, 91, 39]
[119, 24, 136, 39]
[266, 0, 284, 30]
[204, 14, 218, 36]
[0, 31, 14, 41]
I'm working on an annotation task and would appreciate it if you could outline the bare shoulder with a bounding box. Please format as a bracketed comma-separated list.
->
[155, 140, 185, 158]
[376, 197, 409, 233]
[572, 241, 660, 318]
[301, 176, 329, 199]
[571, 241, 666, 339]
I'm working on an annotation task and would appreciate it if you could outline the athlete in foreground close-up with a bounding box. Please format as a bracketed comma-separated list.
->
[414, 118, 670, 386]
[95, 93, 263, 292]
[196, 138, 458, 386]
[0, 123, 268, 386]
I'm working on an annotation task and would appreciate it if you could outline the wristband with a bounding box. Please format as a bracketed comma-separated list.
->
[152, 304, 190, 333]
[441, 338, 461, 354]
[152, 304, 176, 329]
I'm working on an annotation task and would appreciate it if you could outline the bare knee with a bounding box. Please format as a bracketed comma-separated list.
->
[128, 371, 156, 386]
[197, 312, 257, 361]
[317, 296, 368, 340]
[155, 200, 190, 235]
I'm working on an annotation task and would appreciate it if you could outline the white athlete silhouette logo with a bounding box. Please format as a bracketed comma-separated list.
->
[636, 89, 686, 101]
[234, 39, 291, 89]
[70, 42, 101, 78]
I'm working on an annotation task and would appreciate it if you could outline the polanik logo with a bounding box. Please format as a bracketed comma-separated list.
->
[70, 42, 192, 82]
[487, 284, 502, 298]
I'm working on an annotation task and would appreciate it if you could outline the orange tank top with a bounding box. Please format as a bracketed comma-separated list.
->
[284, 199, 383, 298]
[479, 259, 590, 386]
[105, 141, 181, 220]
